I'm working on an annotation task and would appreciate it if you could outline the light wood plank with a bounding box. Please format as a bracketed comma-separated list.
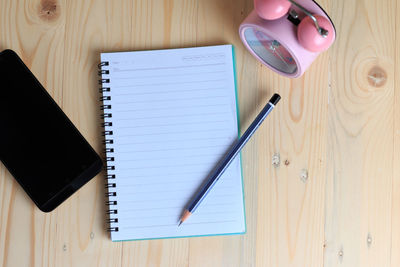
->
[0, 1, 66, 267]
[324, 0, 396, 266]
[59, 1, 123, 267]
[391, 1, 400, 266]
[250, 0, 333, 264]
[189, 0, 252, 266]
[117, 1, 194, 266]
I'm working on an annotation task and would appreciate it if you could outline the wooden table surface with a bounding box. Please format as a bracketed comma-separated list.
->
[0, 0, 399, 266]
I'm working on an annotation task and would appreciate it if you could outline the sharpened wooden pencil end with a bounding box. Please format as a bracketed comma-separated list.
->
[178, 210, 192, 226]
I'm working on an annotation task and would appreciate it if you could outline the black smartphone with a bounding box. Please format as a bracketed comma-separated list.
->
[0, 49, 103, 212]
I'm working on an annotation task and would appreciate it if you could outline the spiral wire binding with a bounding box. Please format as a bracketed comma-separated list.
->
[99, 61, 119, 233]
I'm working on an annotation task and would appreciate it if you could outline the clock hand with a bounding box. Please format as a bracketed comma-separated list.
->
[269, 42, 290, 68]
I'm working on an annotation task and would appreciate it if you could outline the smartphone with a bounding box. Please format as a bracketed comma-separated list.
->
[0, 49, 103, 212]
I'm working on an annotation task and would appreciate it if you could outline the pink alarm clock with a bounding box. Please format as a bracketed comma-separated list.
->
[239, 0, 336, 78]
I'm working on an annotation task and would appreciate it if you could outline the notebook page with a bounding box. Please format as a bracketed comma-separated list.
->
[101, 45, 245, 241]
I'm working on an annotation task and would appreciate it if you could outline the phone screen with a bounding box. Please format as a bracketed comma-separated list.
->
[0, 50, 102, 212]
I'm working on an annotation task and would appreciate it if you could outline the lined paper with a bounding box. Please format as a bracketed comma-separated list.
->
[101, 45, 245, 241]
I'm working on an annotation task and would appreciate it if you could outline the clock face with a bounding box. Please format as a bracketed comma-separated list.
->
[243, 28, 297, 74]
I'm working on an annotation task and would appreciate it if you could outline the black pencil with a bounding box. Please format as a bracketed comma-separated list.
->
[178, 93, 281, 226]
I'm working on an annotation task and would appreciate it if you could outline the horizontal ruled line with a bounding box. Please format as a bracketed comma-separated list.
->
[117, 137, 229, 146]
[116, 128, 229, 138]
[115, 186, 235, 195]
[112, 87, 225, 97]
[121, 206, 183, 212]
[183, 220, 237, 226]
[119, 202, 238, 212]
[115, 111, 229, 121]
[112, 78, 226, 89]
[116, 177, 235, 188]
[116, 120, 227, 130]
[118, 161, 214, 171]
[121, 210, 237, 221]
[112, 70, 226, 80]
[116, 194, 236, 204]
[114, 95, 228, 105]
[112, 63, 225, 72]
[123, 220, 237, 230]
[115, 153, 223, 162]
[116, 144, 227, 154]
[123, 224, 176, 229]
[116, 170, 205, 179]
[112, 103, 228, 113]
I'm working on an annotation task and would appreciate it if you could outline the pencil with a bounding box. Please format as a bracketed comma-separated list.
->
[178, 93, 281, 226]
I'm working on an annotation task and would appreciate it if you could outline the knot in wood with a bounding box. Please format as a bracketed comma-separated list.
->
[39, 0, 60, 22]
[367, 66, 387, 87]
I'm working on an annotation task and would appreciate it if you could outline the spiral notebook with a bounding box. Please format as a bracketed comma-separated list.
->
[99, 45, 246, 241]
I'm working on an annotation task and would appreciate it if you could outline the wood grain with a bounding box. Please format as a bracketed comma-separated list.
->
[392, 2, 400, 267]
[0, 0, 398, 266]
[324, 1, 396, 267]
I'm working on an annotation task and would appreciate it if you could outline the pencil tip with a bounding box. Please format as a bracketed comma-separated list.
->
[178, 210, 191, 227]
